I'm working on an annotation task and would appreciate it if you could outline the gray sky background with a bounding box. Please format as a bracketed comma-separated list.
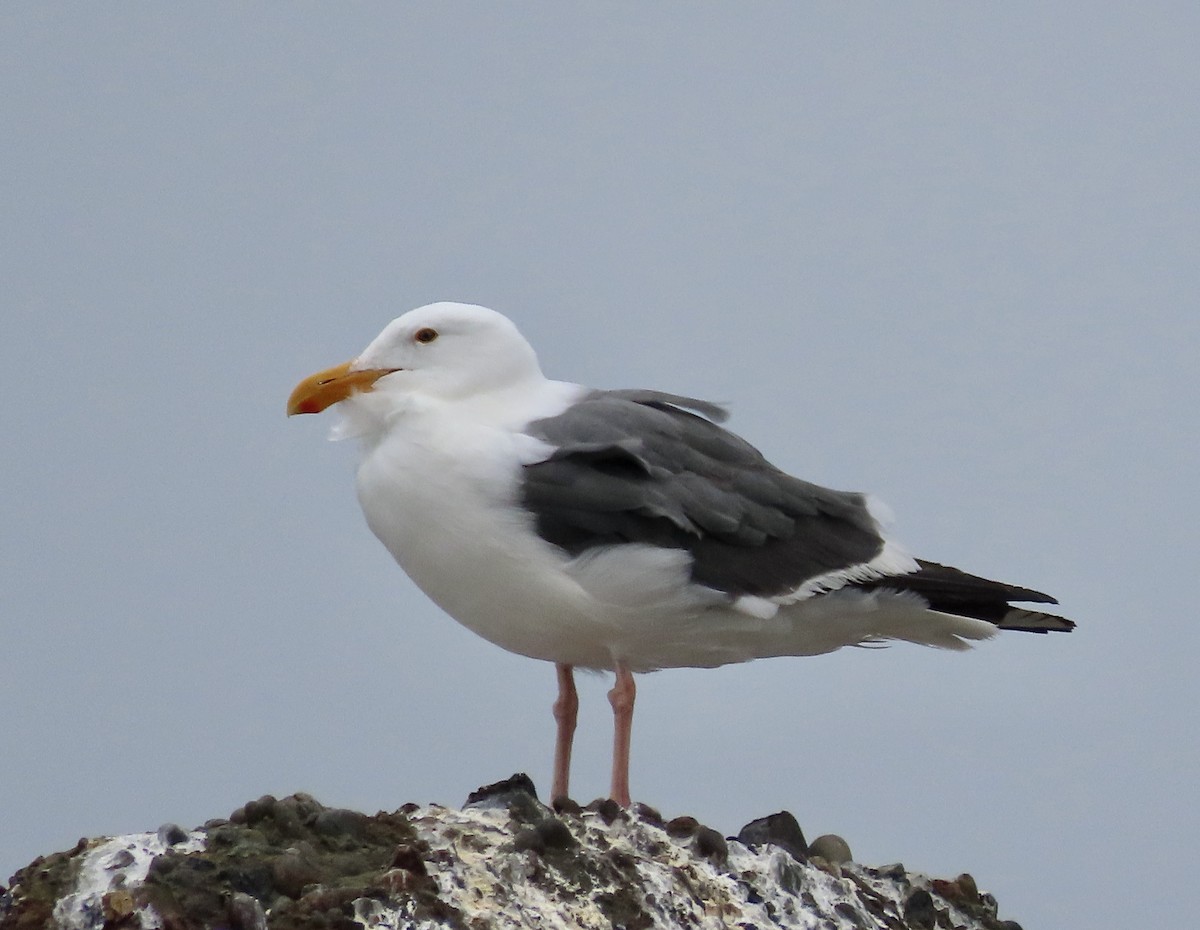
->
[3, 5, 1197, 927]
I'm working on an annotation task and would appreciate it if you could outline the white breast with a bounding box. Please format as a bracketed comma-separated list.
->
[350, 382, 629, 668]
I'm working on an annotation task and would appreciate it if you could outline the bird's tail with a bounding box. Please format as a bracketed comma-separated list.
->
[850, 559, 1076, 633]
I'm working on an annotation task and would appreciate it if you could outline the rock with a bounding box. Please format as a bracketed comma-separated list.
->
[665, 815, 726, 864]
[156, 823, 189, 847]
[693, 826, 727, 864]
[105, 848, 136, 870]
[0, 781, 1027, 930]
[552, 796, 583, 817]
[808, 833, 853, 864]
[585, 797, 623, 824]
[904, 887, 938, 928]
[631, 803, 664, 827]
[227, 891, 268, 930]
[736, 810, 808, 861]
[511, 826, 546, 854]
[242, 794, 278, 825]
[390, 843, 428, 875]
[535, 817, 578, 851]
[101, 888, 134, 922]
[465, 773, 545, 823]
[271, 847, 322, 899]
[665, 815, 699, 838]
[311, 808, 368, 840]
[465, 772, 539, 805]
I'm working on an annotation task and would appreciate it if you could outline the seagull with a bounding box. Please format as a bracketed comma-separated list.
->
[287, 302, 1073, 806]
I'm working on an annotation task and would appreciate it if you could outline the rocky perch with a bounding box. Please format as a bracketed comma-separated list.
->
[1, 774, 1024, 930]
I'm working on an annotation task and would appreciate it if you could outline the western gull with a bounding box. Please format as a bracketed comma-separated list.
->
[287, 302, 1074, 806]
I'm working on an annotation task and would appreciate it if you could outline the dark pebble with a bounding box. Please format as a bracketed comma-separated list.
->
[904, 888, 937, 929]
[552, 797, 583, 817]
[465, 773, 539, 805]
[465, 774, 546, 824]
[146, 855, 178, 877]
[279, 793, 326, 824]
[272, 849, 323, 899]
[774, 857, 805, 895]
[666, 816, 699, 839]
[536, 818, 578, 851]
[311, 809, 368, 839]
[101, 889, 135, 922]
[956, 873, 979, 901]
[269, 803, 303, 837]
[605, 848, 635, 871]
[736, 811, 808, 861]
[203, 818, 230, 830]
[586, 798, 623, 825]
[807, 834, 852, 865]
[632, 803, 664, 827]
[512, 827, 545, 855]
[930, 878, 957, 899]
[1000, 922, 1024, 930]
[376, 868, 427, 896]
[391, 843, 428, 875]
[106, 849, 136, 870]
[243, 796, 279, 825]
[227, 892, 267, 930]
[224, 861, 276, 901]
[208, 826, 240, 848]
[694, 827, 727, 864]
[147, 853, 215, 889]
[300, 886, 366, 913]
[157, 823, 189, 847]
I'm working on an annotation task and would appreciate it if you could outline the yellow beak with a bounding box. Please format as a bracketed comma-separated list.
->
[287, 361, 400, 416]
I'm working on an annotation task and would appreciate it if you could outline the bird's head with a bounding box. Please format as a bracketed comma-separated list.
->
[287, 302, 544, 416]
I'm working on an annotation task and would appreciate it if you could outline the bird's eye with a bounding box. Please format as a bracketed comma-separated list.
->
[414, 327, 439, 344]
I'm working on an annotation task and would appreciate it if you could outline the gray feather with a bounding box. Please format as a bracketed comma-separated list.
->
[521, 390, 884, 598]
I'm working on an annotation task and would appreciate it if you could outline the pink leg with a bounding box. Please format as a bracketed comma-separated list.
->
[608, 661, 636, 807]
[551, 663, 578, 802]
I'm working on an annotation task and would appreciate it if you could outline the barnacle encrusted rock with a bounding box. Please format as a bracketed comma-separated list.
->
[1, 776, 1023, 930]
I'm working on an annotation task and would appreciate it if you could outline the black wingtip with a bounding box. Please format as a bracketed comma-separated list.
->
[851, 559, 1074, 631]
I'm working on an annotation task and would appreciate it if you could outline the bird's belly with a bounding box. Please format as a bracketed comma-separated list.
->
[353, 424, 953, 674]
[355, 435, 617, 668]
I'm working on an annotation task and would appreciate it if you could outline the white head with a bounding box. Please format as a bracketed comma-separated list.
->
[357, 302, 542, 400]
[287, 302, 544, 416]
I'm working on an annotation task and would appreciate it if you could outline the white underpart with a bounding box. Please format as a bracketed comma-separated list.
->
[335, 303, 999, 675]
[730, 593, 781, 620]
[53, 831, 206, 930]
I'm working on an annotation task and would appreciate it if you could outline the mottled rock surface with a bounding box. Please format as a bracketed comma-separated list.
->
[1, 775, 1023, 930]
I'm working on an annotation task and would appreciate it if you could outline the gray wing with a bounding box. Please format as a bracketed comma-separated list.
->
[520, 389, 885, 599]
